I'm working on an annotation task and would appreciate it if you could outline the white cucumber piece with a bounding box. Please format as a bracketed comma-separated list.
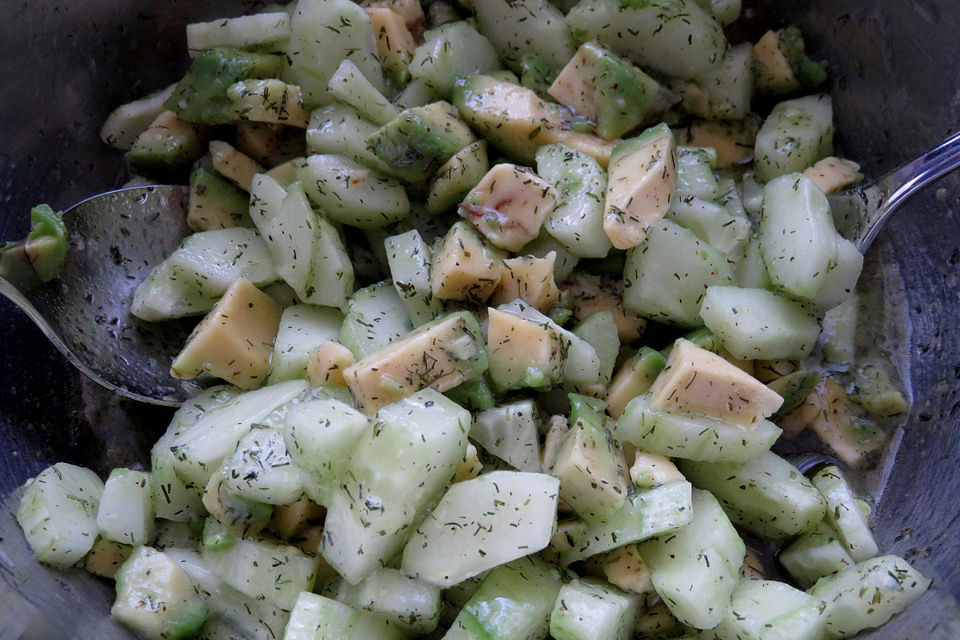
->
[338, 280, 414, 359]
[306, 104, 396, 175]
[623, 219, 735, 327]
[289, 0, 385, 108]
[401, 471, 559, 587]
[427, 140, 490, 216]
[331, 567, 441, 634]
[668, 196, 751, 257]
[811, 236, 863, 311]
[168, 380, 308, 487]
[675, 146, 721, 201]
[444, 556, 564, 640]
[754, 94, 834, 183]
[268, 304, 344, 384]
[101, 84, 177, 150]
[615, 393, 781, 463]
[321, 390, 469, 584]
[810, 466, 879, 563]
[535, 143, 612, 259]
[156, 520, 202, 551]
[16, 463, 104, 569]
[112, 547, 208, 640]
[808, 555, 930, 639]
[328, 59, 400, 126]
[202, 535, 319, 612]
[384, 229, 444, 326]
[820, 294, 858, 365]
[677, 452, 826, 540]
[701, 578, 825, 640]
[97, 468, 156, 546]
[549, 579, 642, 640]
[218, 425, 304, 505]
[759, 173, 838, 299]
[474, 0, 574, 73]
[676, 43, 753, 121]
[699, 286, 821, 360]
[186, 12, 290, 55]
[637, 489, 746, 630]
[572, 310, 620, 384]
[736, 235, 772, 289]
[297, 154, 410, 229]
[283, 592, 404, 640]
[779, 522, 855, 589]
[471, 400, 542, 472]
[560, 480, 693, 565]
[410, 21, 501, 97]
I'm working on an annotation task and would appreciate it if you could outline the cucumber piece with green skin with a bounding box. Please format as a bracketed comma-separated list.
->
[189, 160, 255, 231]
[127, 111, 204, 181]
[327, 58, 399, 126]
[519, 53, 556, 97]
[700, 578, 826, 640]
[289, 0, 385, 109]
[623, 219, 735, 328]
[321, 390, 469, 584]
[560, 481, 694, 565]
[754, 95, 834, 183]
[384, 229, 445, 325]
[101, 84, 177, 150]
[366, 101, 476, 183]
[202, 535, 319, 612]
[615, 393, 782, 463]
[472, 400, 542, 472]
[401, 471, 559, 587]
[768, 369, 822, 421]
[427, 140, 491, 216]
[778, 522, 855, 589]
[474, 0, 574, 74]
[443, 556, 564, 640]
[674, 43, 753, 121]
[779, 26, 829, 90]
[306, 104, 398, 176]
[163, 228, 279, 297]
[549, 579, 642, 640]
[667, 196, 751, 257]
[636, 489, 745, 630]
[338, 280, 414, 359]
[249, 176, 355, 310]
[0, 204, 69, 289]
[297, 154, 410, 229]
[810, 466, 879, 563]
[674, 146, 721, 201]
[167, 380, 308, 487]
[677, 451, 826, 540]
[807, 555, 930, 639]
[572, 310, 620, 384]
[164, 48, 283, 124]
[535, 143, 611, 259]
[112, 547, 209, 640]
[267, 304, 344, 384]
[97, 468, 156, 546]
[759, 173, 839, 300]
[567, 0, 726, 79]
[699, 286, 821, 360]
[409, 21, 502, 97]
[17, 463, 104, 569]
[445, 376, 497, 411]
[217, 426, 304, 506]
[848, 364, 909, 417]
[186, 12, 290, 56]
[327, 567, 442, 635]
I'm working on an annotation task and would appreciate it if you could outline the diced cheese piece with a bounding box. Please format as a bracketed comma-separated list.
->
[552, 420, 627, 523]
[629, 451, 684, 489]
[603, 124, 677, 250]
[491, 252, 561, 312]
[170, 277, 282, 390]
[307, 341, 354, 388]
[561, 274, 646, 343]
[368, 7, 416, 80]
[343, 311, 488, 414]
[228, 79, 311, 128]
[677, 119, 757, 168]
[753, 30, 799, 95]
[541, 415, 570, 471]
[363, 0, 425, 38]
[598, 545, 654, 594]
[453, 443, 483, 483]
[210, 140, 264, 192]
[270, 496, 326, 541]
[803, 157, 861, 194]
[648, 339, 783, 427]
[431, 221, 504, 303]
[85, 538, 133, 579]
[487, 308, 564, 391]
[460, 163, 559, 251]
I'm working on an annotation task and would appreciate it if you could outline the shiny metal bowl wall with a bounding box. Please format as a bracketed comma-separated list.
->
[0, 1, 958, 638]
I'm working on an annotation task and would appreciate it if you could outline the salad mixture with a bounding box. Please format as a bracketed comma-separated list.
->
[10, 1, 930, 639]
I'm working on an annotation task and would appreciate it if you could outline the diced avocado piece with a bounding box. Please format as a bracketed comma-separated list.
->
[444, 376, 497, 411]
[188, 158, 254, 231]
[112, 547, 208, 640]
[0, 204, 69, 288]
[550, 395, 627, 523]
[452, 74, 616, 168]
[487, 307, 565, 392]
[170, 277, 282, 390]
[549, 41, 676, 139]
[164, 48, 282, 124]
[460, 163, 559, 251]
[606, 347, 666, 419]
[365, 101, 475, 183]
[409, 21, 502, 97]
[847, 364, 910, 417]
[768, 369, 822, 421]
[603, 124, 677, 250]
[127, 111, 203, 181]
[431, 221, 504, 303]
[344, 311, 488, 414]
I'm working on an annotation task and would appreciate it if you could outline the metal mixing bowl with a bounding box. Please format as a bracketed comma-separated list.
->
[0, 1, 958, 638]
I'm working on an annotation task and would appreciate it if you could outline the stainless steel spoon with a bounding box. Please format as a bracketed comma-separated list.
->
[1, 131, 959, 407]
